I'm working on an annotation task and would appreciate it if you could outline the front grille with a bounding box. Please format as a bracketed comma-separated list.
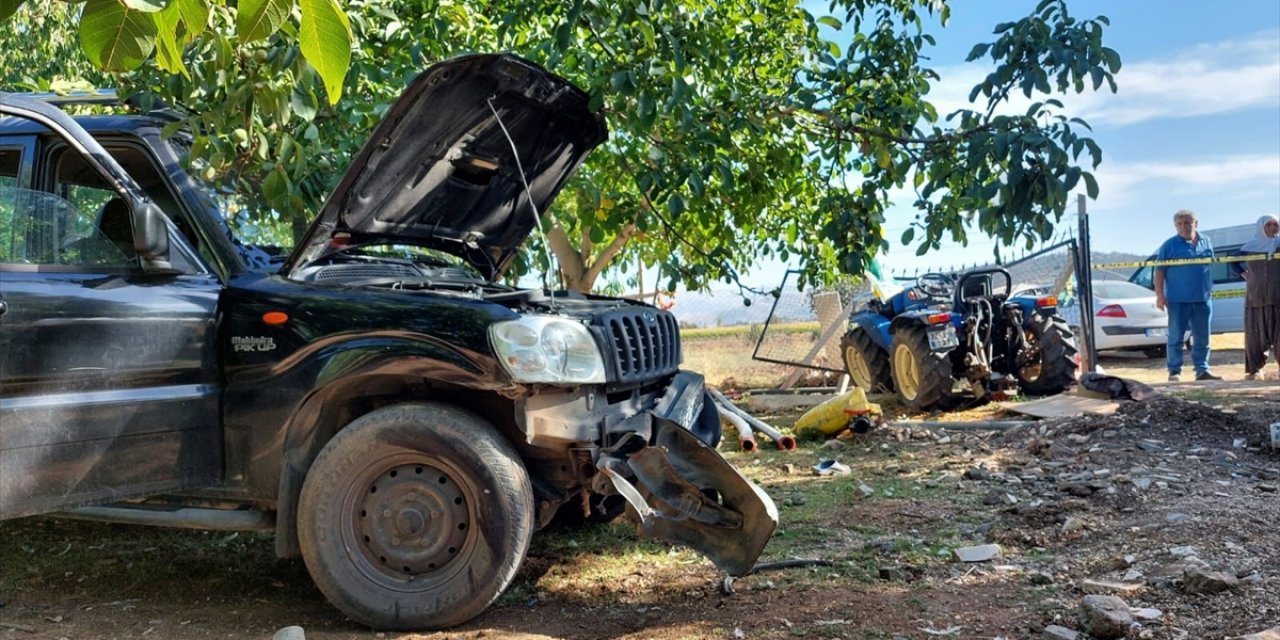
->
[597, 308, 681, 384]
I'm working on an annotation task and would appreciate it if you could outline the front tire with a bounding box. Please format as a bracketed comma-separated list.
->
[297, 403, 534, 630]
[889, 325, 954, 411]
[1015, 316, 1079, 395]
[841, 328, 893, 393]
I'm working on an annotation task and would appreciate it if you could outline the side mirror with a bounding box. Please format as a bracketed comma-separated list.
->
[134, 202, 177, 273]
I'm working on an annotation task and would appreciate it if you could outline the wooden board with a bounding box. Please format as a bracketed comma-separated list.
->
[998, 393, 1119, 418]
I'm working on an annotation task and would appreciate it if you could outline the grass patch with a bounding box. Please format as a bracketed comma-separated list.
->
[681, 322, 820, 341]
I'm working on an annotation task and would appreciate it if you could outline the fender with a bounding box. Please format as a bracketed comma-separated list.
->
[889, 311, 936, 336]
[849, 312, 893, 351]
[220, 332, 518, 557]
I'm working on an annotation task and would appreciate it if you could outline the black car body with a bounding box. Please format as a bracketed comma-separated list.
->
[0, 54, 776, 630]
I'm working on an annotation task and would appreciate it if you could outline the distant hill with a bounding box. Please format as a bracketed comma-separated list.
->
[1089, 250, 1147, 280]
[668, 288, 786, 328]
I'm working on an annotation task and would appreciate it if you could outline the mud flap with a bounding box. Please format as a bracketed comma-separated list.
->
[600, 417, 778, 576]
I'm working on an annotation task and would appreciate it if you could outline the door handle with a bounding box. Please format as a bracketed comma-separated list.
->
[0, 299, 7, 316]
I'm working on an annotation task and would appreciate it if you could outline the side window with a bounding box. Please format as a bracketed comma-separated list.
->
[0, 185, 133, 268]
[1130, 263, 1154, 289]
[50, 145, 198, 273]
[0, 147, 19, 261]
[1211, 245, 1244, 285]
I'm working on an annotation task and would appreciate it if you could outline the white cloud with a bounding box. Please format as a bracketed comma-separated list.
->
[1094, 153, 1280, 209]
[926, 30, 1280, 127]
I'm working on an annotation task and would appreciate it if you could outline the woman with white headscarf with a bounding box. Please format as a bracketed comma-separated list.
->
[1232, 214, 1280, 380]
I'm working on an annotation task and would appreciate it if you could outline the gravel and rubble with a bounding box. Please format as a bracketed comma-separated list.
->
[881, 394, 1280, 639]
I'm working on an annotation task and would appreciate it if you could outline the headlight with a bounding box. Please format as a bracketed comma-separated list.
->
[491, 317, 607, 383]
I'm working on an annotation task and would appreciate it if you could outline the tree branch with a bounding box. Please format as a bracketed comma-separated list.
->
[582, 222, 638, 286]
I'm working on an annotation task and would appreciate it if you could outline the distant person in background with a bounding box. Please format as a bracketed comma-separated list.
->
[1231, 214, 1280, 380]
[1153, 209, 1220, 382]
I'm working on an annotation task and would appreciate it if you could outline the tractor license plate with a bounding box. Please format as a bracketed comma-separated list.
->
[927, 327, 959, 351]
[1145, 327, 1168, 338]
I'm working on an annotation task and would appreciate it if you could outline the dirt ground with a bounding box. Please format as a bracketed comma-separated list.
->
[1, 336, 1277, 640]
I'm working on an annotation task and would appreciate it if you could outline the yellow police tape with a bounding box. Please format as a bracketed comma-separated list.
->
[1091, 253, 1279, 271]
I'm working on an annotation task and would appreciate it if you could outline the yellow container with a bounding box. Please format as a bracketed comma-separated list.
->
[793, 388, 882, 437]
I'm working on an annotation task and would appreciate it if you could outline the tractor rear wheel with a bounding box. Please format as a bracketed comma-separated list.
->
[889, 325, 954, 411]
[1015, 316, 1079, 395]
[840, 329, 893, 393]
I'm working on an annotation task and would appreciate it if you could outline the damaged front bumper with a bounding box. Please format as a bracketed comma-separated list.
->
[593, 371, 778, 576]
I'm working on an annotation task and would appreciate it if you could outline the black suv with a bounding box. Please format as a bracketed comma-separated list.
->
[0, 54, 776, 630]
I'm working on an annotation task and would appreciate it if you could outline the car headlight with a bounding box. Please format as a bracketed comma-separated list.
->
[491, 317, 607, 383]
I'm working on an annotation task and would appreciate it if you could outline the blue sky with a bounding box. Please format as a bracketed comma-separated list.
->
[737, 0, 1280, 286]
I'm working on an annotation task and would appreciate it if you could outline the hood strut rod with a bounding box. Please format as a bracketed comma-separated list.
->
[487, 96, 559, 310]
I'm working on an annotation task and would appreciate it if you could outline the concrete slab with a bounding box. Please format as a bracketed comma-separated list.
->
[999, 393, 1119, 418]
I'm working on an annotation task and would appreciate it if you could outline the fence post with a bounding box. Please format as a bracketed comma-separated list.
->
[1075, 195, 1098, 373]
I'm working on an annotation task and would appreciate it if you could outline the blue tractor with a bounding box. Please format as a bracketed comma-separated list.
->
[840, 267, 1079, 410]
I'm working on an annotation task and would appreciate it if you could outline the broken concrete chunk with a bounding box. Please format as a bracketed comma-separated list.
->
[1182, 566, 1240, 594]
[1078, 578, 1145, 595]
[1229, 626, 1280, 640]
[1078, 594, 1133, 640]
[1129, 607, 1163, 621]
[1043, 624, 1080, 639]
[954, 544, 1002, 562]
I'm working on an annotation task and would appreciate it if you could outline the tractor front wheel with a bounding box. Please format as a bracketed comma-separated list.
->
[840, 329, 893, 393]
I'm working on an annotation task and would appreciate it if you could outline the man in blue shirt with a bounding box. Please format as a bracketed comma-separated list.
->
[1153, 209, 1221, 381]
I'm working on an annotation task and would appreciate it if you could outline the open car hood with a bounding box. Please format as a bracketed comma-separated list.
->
[284, 54, 607, 280]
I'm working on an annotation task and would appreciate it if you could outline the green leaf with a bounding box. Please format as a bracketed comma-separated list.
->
[965, 42, 989, 62]
[237, 0, 290, 44]
[1101, 46, 1122, 73]
[152, 0, 187, 76]
[299, 0, 353, 104]
[176, 0, 207, 40]
[290, 85, 318, 121]
[609, 70, 631, 93]
[79, 0, 158, 72]
[1, 0, 26, 22]
[1082, 172, 1099, 199]
[816, 15, 842, 30]
[900, 227, 915, 245]
[667, 195, 685, 216]
[1064, 166, 1081, 191]
[263, 167, 290, 205]
[688, 171, 704, 198]
[121, 0, 166, 12]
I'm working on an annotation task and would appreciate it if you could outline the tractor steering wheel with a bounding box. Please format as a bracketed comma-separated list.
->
[915, 272, 954, 299]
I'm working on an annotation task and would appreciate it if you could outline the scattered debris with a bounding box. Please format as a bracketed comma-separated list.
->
[812, 460, 851, 476]
[1078, 594, 1133, 639]
[271, 627, 305, 640]
[954, 544, 1002, 563]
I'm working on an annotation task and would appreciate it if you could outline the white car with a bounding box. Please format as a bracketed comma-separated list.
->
[1066, 280, 1170, 357]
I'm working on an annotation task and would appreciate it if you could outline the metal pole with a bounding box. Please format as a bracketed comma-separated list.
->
[1076, 194, 1098, 372]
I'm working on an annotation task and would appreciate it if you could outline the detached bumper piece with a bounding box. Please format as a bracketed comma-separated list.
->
[598, 416, 778, 576]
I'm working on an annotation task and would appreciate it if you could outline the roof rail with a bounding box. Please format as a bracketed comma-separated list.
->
[13, 89, 187, 122]
[23, 89, 121, 107]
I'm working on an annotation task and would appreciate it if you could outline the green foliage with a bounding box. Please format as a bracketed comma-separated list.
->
[4, 0, 351, 103]
[2, 0, 1120, 297]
